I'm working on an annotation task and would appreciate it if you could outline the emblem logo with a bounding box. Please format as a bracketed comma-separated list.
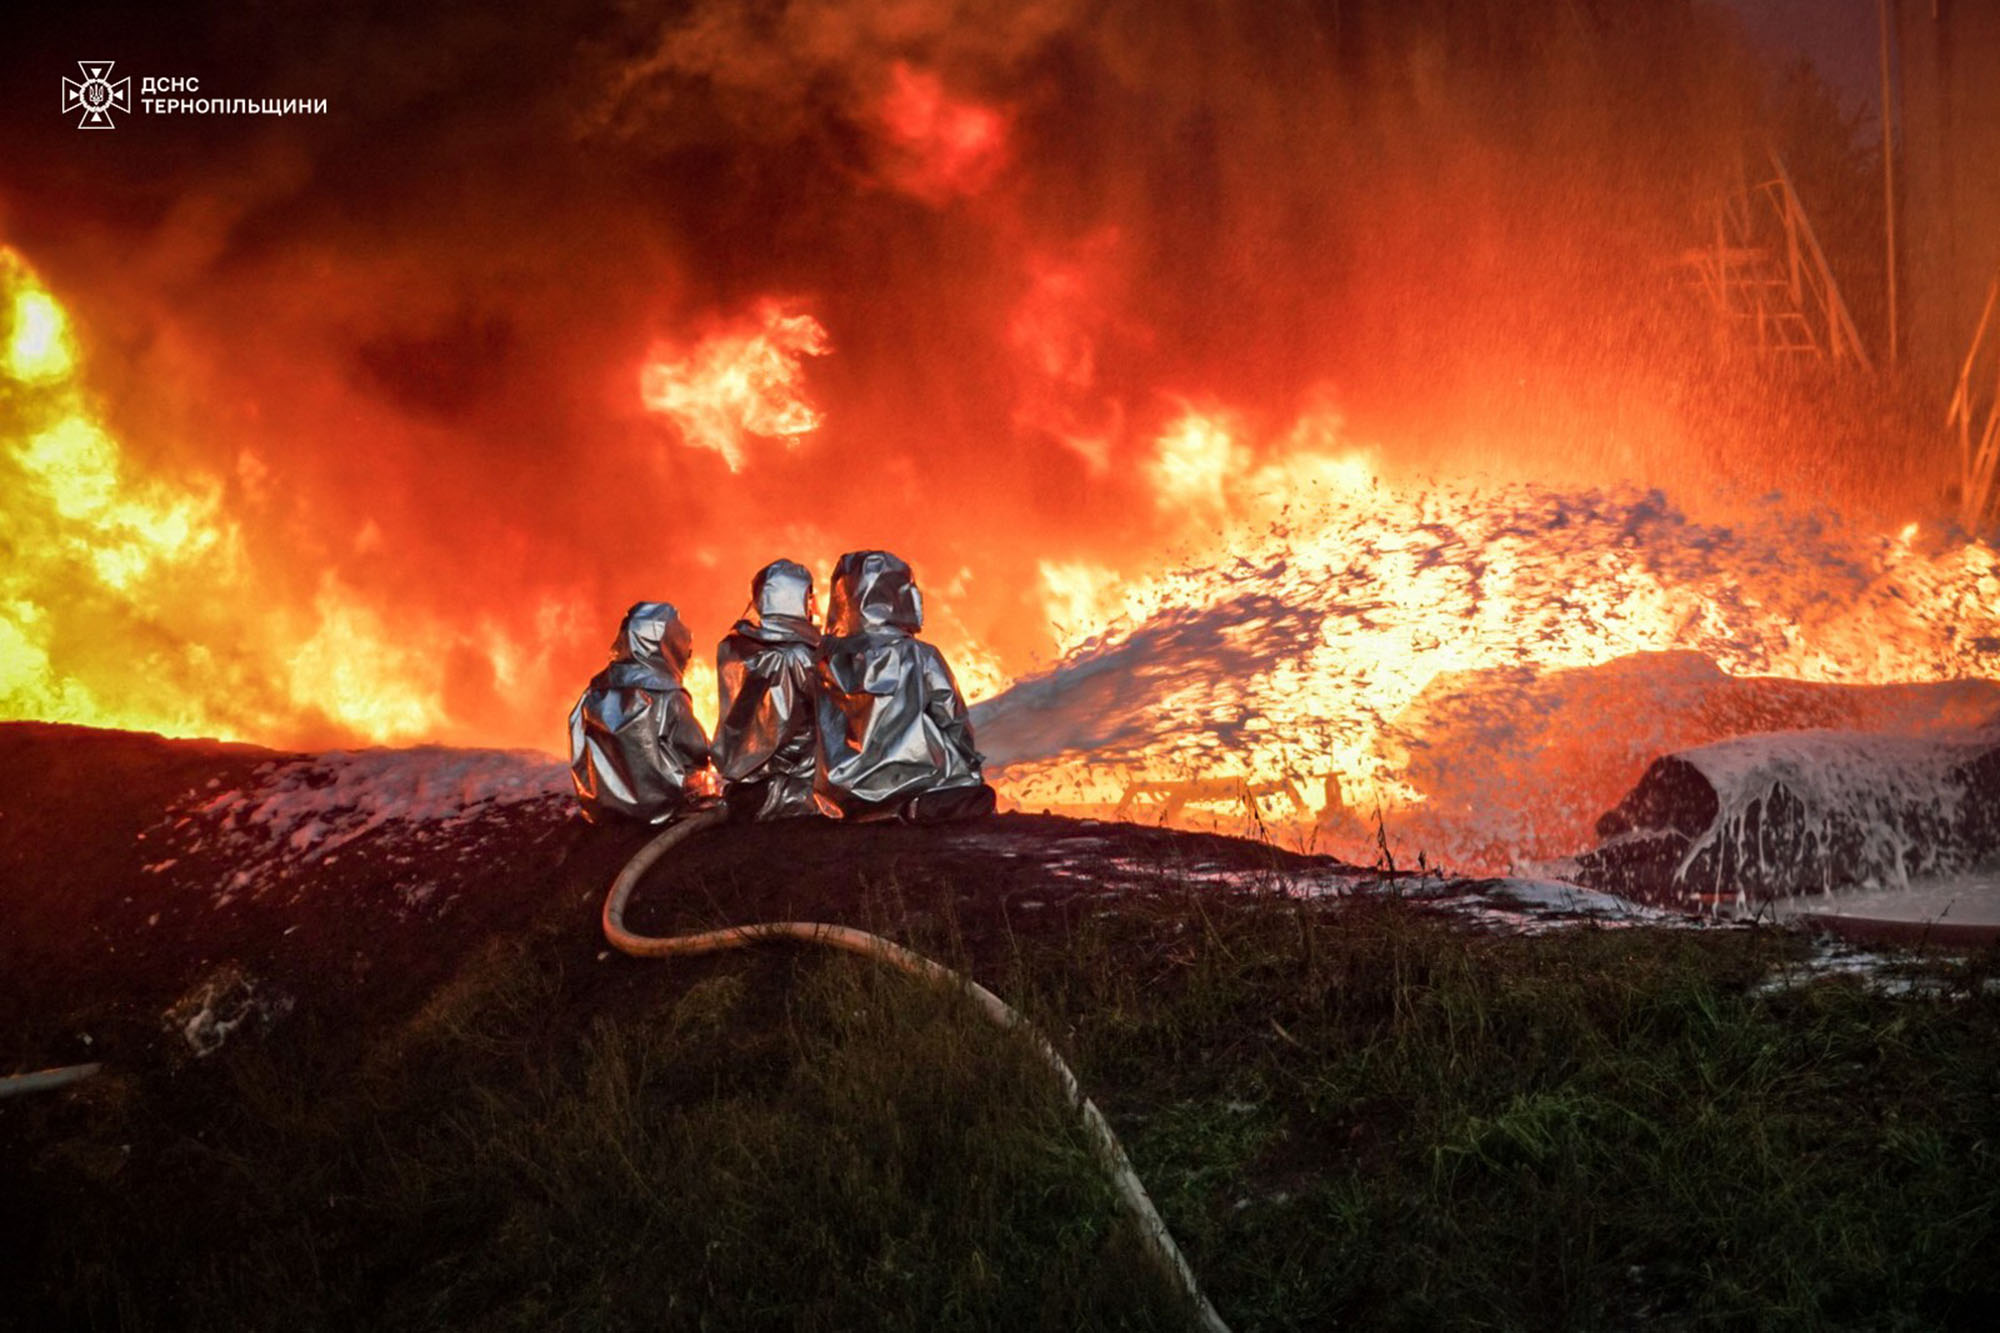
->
[61, 61, 132, 129]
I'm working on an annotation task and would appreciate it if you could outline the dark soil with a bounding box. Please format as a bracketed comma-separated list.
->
[0, 721, 1359, 1081]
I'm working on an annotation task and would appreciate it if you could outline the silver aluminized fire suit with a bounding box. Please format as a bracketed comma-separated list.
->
[568, 601, 712, 823]
[714, 559, 823, 820]
[816, 550, 992, 821]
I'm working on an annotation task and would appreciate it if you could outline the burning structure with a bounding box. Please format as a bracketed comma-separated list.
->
[5, 0, 2000, 901]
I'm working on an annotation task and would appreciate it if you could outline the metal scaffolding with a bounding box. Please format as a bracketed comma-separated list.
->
[1682, 144, 1871, 370]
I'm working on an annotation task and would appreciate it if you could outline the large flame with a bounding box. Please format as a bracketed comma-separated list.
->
[639, 303, 832, 472]
[982, 406, 2000, 867]
[0, 249, 557, 748]
[2, 0, 1989, 841]
[8, 236, 1996, 852]
[4, 251, 238, 738]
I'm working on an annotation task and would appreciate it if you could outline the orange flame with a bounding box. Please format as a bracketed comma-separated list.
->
[639, 302, 831, 471]
[992, 402, 2000, 865]
[0, 248, 567, 749]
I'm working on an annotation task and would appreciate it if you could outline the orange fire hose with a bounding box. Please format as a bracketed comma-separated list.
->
[603, 806, 1232, 1333]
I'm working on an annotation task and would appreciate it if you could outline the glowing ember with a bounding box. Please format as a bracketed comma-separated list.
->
[638, 303, 831, 471]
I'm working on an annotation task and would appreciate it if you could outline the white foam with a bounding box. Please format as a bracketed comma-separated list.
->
[1674, 729, 1995, 904]
[169, 746, 570, 907]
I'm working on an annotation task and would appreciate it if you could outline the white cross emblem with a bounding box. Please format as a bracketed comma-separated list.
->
[62, 61, 132, 129]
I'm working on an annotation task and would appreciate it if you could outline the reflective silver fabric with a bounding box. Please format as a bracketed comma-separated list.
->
[816, 550, 984, 817]
[568, 601, 712, 823]
[715, 560, 823, 820]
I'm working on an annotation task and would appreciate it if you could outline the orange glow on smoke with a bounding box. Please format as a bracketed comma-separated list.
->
[876, 62, 1008, 203]
[639, 302, 831, 472]
[1008, 241, 1120, 471]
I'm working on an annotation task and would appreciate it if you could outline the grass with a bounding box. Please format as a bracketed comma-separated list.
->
[6, 876, 1999, 1331]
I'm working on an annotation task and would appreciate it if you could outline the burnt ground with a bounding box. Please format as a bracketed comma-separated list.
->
[0, 721, 1379, 1085]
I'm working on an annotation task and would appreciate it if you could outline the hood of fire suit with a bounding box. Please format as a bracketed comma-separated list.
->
[732, 559, 821, 647]
[609, 601, 693, 683]
[815, 549, 981, 815]
[569, 600, 711, 824]
[825, 550, 923, 638]
[715, 561, 822, 818]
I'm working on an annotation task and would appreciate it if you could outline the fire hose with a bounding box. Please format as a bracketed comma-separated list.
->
[0, 1062, 103, 1100]
[603, 805, 1233, 1333]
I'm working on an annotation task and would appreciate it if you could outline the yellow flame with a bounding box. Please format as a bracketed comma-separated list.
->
[946, 638, 1008, 705]
[286, 575, 443, 742]
[1148, 409, 1242, 508]
[15, 416, 224, 591]
[2, 250, 242, 738]
[1005, 400, 2000, 858]
[1038, 558, 1123, 653]
[0, 601, 68, 715]
[683, 655, 719, 736]
[6, 285, 72, 382]
[639, 302, 831, 471]
[2, 246, 458, 748]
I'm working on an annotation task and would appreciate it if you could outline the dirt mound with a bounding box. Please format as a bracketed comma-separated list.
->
[0, 723, 1376, 1080]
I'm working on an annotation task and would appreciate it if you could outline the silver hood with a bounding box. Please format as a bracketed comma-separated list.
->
[815, 550, 983, 817]
[568, 601, 712, 823]
[825, 548, 924, 636]
[715, 560, 823, 820]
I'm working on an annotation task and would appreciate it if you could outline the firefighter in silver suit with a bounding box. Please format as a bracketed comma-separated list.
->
[568, 601, 714, 823]
[715, 559, 824, 820]
[816, 550, 996, 821]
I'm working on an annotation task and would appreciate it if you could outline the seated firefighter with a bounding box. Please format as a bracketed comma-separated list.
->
[816, 549, 997, 822]
[714, 559, 823, 820]
[568, 601, 713, 824]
